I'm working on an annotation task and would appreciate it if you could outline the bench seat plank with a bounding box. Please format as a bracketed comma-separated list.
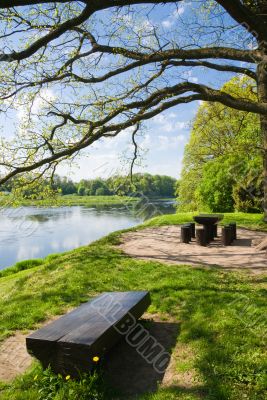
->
[26, 291, 151, 376]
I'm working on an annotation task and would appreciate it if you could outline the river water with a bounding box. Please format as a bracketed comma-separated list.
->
[0, 200, 175, 270]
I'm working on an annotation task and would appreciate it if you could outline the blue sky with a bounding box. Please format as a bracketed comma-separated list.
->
[56, 102, 197, 180]
[0, 0, 252, 182]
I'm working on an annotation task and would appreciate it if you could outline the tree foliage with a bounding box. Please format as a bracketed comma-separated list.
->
[62, 173, 176, 197]
[2, 173, 177, 198]
[178, 76, 263, 212]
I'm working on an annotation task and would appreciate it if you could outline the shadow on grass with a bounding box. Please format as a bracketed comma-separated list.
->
[104, 321, 180, 397]
[106, 280, 266, 399]
[139, 385, 206, 399]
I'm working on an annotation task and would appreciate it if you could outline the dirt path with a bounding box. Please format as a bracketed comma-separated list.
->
[119, 226, 267, 274]
[0, 333, 33, 382]
[0, 314, 64, 382]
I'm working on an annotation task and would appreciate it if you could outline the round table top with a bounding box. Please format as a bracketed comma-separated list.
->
[198, 213, 224, 221]
[193, 216, 219, 225]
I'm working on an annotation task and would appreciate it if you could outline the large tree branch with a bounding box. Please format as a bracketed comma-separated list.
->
[0, 0, 75, 6]
[2, 57, 255, 100]
[217, 0, 267, 41]
[97, 82, 267, 127]
[0, 94, 201, 186]
[92, 41, 261, 64]
[168, 60, 257, 80]
[1, 0, 179, 8]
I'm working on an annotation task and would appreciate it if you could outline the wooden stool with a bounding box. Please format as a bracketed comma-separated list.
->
[229, 222, 237, 240]
[196, 229, 207, 246]
[222, 226, 232, 246]
[185, 223, 195, 238]
[181, 225, 191, 243]
[212, 224, 218, 238]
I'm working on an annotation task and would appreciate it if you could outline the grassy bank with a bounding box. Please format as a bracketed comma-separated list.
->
[143, 212, 267, 232]
[0, 213, 266, 399]
[0, 194, 138, 207]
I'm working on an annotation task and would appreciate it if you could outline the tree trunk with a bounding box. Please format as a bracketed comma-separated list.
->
[257, 49, 267, 222]
[263, 117, 267, 222]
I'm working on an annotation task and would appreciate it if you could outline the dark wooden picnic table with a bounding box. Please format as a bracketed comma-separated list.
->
[193, 214, 224, 242]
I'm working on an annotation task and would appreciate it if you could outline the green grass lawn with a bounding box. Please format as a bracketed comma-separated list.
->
[0, 213, 266, 399]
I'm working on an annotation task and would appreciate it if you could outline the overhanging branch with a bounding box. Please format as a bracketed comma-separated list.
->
[0, 78, 266, 186]
[92, 41, 261, 64]
[0, 4, 92, 62]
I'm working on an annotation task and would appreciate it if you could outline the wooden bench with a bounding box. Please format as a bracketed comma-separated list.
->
[26, 291, 151, 376]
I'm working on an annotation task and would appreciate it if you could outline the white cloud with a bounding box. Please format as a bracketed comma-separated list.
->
[152, 113, 188, 133]
[56, 104, 194, 181]
[152, 114, 165, 123]
[173, 6, 185, 17]
[120, 14, 154, 35]
[190, 76, 199, 83]
[162, 19, 173, 29]
[183, 69, 199, 84]
[141, 19, 154, 33]
[90, 126, 135, 152]
[57, 124, 187, 180]
[139, 133, 151, 148]
[16, 88, 56, 123]
[157, 134, 185, 150]
[32, 89, 56, 115]
[141, 159, 182, 179]
[162, 3, 186, 29]
[175, 121, 187, 130]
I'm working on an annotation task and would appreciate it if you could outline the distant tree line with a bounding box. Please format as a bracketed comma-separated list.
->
[177, 77, 263, 213]
[1, 173, 177, 198]
[54, 173, 177, 198]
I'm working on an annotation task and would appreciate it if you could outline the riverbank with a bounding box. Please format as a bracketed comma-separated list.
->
[0, 212, 266, 399]
[0, 194, 138, 207]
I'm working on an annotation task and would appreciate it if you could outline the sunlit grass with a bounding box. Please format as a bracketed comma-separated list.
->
[143, 211, 267, 231]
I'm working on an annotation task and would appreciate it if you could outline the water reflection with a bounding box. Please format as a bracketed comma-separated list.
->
[0, 200, 175, 270]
